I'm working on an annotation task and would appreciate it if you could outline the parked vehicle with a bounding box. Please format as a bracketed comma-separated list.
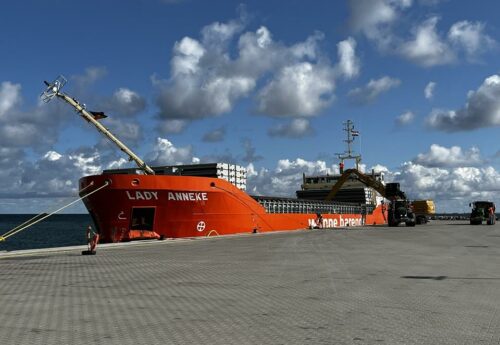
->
[469, 201, 496, 225]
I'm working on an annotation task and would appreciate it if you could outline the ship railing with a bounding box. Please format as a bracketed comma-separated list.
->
[253, 196, 374, 215]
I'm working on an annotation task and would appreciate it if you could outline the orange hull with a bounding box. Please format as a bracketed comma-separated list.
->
[79, 174, 387, 242]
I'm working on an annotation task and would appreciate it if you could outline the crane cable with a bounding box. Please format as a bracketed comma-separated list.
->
[0, 181, 109, 242]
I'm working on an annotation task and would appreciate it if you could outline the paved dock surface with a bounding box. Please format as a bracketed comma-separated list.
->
[1, 221, 500, 345]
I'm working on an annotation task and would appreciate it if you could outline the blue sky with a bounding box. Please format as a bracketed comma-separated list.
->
[1, 0, 500, 213]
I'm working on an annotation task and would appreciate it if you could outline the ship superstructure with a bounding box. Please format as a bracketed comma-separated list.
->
[296, 120, 386, 207]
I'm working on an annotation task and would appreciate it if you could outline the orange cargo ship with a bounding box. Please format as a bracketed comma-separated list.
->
[79, 171, 387, 242]
[41, 76, 387, 242]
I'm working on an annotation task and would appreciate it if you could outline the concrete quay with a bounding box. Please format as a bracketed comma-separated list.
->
[1, 220, 500, 344]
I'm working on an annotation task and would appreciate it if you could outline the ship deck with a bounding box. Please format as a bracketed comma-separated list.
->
[1, 220, 500, 344]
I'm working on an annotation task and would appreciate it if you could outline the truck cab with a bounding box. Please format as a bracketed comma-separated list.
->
[469, 201, 496, 225]
[388, 198, 416, 227]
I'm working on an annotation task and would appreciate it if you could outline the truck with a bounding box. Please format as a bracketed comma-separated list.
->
[469, 201, 496, 225]
[385, 183, 416, 227]
[412, 200, 436, 224]
[325, 169, 416, 227]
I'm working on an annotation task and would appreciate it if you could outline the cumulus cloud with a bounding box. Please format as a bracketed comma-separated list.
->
[155, 18, 255, 122]
[257, 62, 334, 116]
[395, 111, 415, 126]
[0, 147, 104, 199]
[202, 127, 226, 142]
[426, 75, 500, 132]
[348, 2, 495, 67]
[100, 88, 146, 117]
[424, 81, 436, 99]
[335, 37, 360, 79]
[448, 21, 496, 60]
[156, 16, 337, 131]
[413, 144, 483, 167]
[399, 17, 455, 67]
[92, 87, 147, 147]
[0, 87, 70, 151]
[393, 162, 500, 211]
[0, 81, 21, 118]
[348, 0, 411, 49]
[348, 76, 401, 104]
[268, 118, 314, 138]
[147, 137, 199, 166]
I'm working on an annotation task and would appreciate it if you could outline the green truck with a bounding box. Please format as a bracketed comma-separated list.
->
[469, 201, 496, 225]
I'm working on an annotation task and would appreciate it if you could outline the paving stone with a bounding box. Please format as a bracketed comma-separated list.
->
[0, 221, 499, 344]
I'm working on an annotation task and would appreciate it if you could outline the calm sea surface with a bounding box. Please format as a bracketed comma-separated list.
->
[0, 214, 94, 252]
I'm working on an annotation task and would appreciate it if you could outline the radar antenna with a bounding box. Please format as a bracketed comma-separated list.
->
[40, 76, 155, 175]
[336, 119, 361, 171]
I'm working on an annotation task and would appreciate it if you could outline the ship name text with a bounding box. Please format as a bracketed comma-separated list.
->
[126, 191, 158, 200]
[168, 192, 208, 202]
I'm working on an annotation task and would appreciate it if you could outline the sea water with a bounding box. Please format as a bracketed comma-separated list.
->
[0, 214, 94, 251]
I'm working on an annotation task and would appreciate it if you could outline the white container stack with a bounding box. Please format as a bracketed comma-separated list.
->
[104, 162, 248, 190]
[216, 164, 247, 190]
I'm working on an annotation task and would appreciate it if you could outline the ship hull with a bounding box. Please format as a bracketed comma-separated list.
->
[79, 174, 387, 242]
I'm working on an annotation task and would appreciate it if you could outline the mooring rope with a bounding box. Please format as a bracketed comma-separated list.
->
[0, 181, 109, 242]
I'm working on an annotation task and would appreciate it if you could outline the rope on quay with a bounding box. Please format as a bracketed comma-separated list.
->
[0, 181, 109, 242]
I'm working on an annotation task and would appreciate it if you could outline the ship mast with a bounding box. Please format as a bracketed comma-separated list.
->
[41, 76, 155, 175]
[336, 119, 361, 171]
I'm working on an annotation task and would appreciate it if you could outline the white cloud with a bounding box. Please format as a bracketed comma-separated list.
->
[147, 137, 199, 166]
[257, 62, 335, 116]
[0, 81, 21, 119]
[424, 81, 436, 99]
[0, 146, 105, 200]
[448, 21, 496, 60]
[69, 150, 102, 176]
[101, 88, 146, 117]
[268, 118, 314, 138]
[399, 17, 455, 67]
[413, 144, 483, 167]
[171, 37, 206, 77]
[348, 76, 401, 104]
[336, 37, 360, 79]
[106, 158, 128, 170]
[426, 75, 500, 132]
[396, 111, 415, 125]
[156, 17, 337, 131]
[348, 0, 411, 49]
[348, 2, 495, 67]
[201, 19, 244, 50]
[43, 151, 62, 162]
[393, 162, 500, 212]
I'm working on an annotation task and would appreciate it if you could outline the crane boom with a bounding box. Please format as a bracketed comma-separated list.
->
[324, 168, 386, 201]
[41, 77, 155, 175]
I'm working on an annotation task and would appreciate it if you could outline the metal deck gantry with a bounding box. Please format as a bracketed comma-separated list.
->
[252, 196, 373, 215]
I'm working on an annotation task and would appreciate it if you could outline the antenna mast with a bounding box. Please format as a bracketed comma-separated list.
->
[41, 76, 155, 175]
[336, 119, 361, 171]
